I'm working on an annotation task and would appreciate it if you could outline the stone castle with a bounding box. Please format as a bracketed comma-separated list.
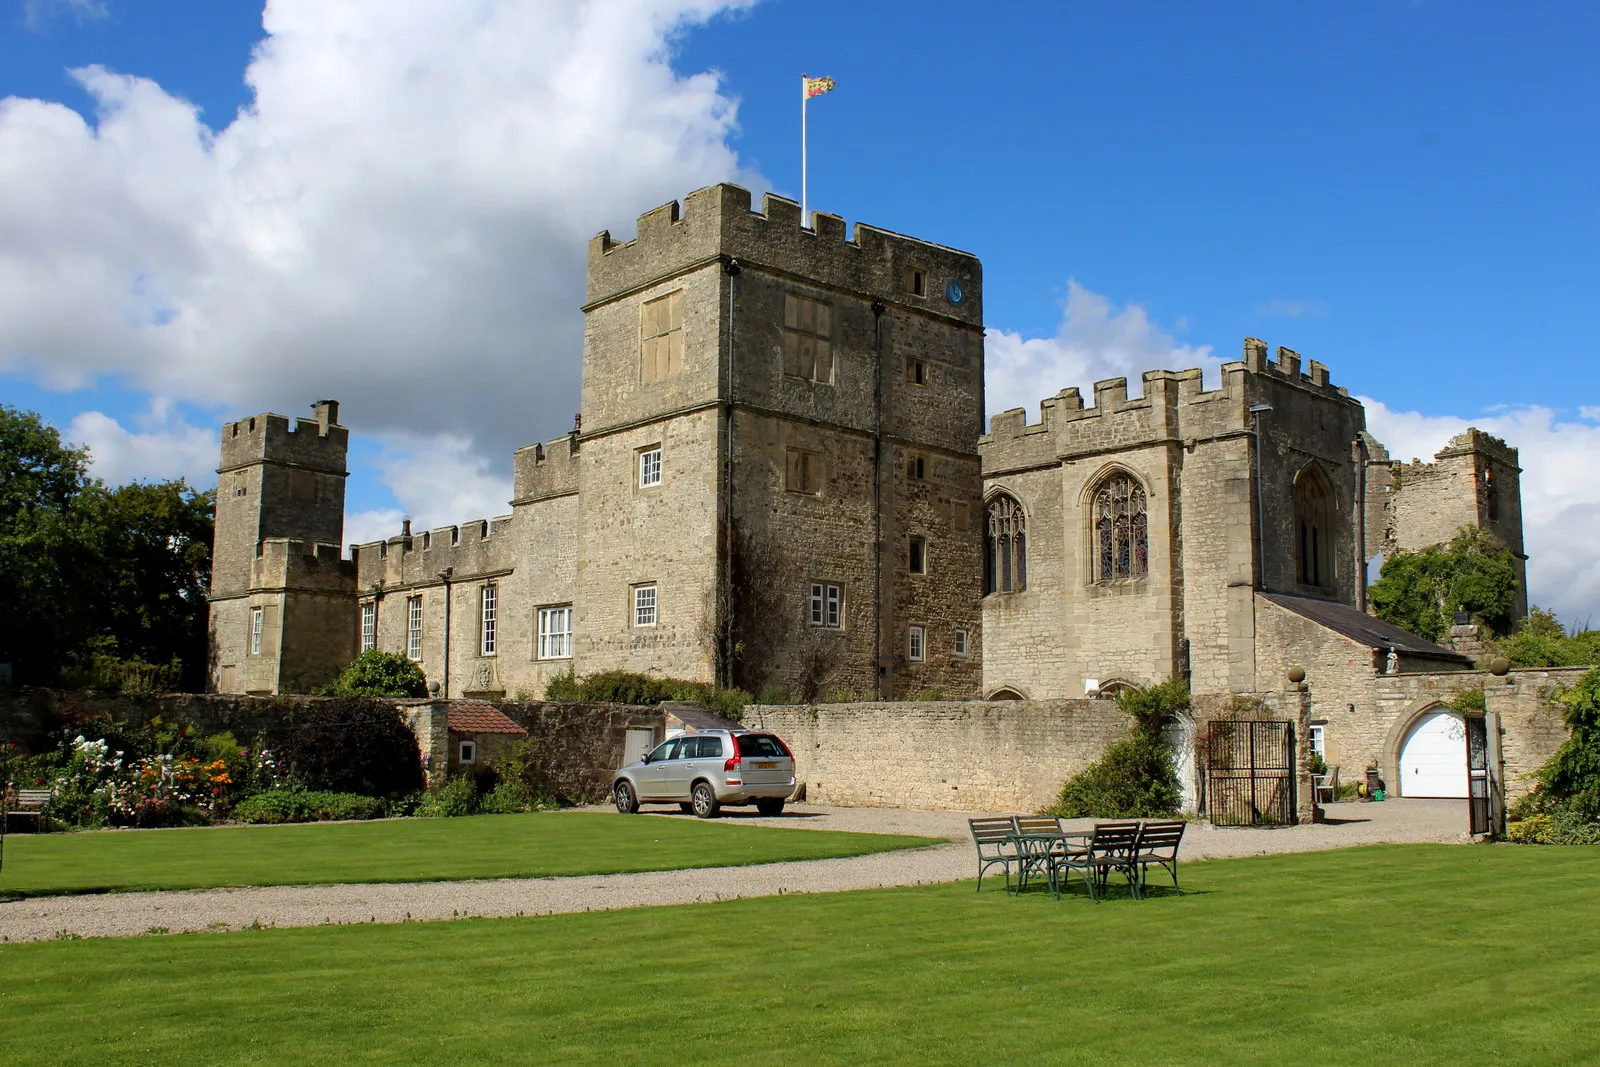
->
[209, 184, 1527, 743]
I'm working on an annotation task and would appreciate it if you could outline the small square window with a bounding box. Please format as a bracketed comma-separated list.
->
[954, 629, 969, 656]
[909, 536, 927, 575]
[809, 582, 843, 628]
[906, 454, 926, 481]
[903, 267, 926, 297]
[906, 359, 926, 386]
[785, 448, 821, 495]
[459, 741, 477, 764]
[639, 447, 662, 488]
[908, 625, 926, 663]
[634, 584, 658, 627]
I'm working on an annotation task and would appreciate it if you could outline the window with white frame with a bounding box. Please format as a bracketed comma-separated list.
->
[539, 605, 573, 659]
[633, 584, 658, 627]
[459, 740, 476, 764]
[406, 596, 423, 661]
[360, 602, 376, 652]
[1308, 724, 1326, 760]
[249, 606, 263, 656]
[908, 625, 926, 663]
[480, 584, 497, 655]
[809, 582, 843, 628]
[639, 447, 662, 488]
[954, 629, 969, 656]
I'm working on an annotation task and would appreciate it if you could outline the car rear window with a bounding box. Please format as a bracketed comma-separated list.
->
[737, 734, 789, 758]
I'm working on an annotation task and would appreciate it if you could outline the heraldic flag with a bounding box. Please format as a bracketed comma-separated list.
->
[804, 75, 836, 98]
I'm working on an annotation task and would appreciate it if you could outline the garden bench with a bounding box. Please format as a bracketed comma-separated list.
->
[968, 817, 1022, 892]
[7, 789, 52, 832]
[1130, 819, 1186, 896]
[1054, 820, 1143, 903]
[1313, 766, 1340, 805]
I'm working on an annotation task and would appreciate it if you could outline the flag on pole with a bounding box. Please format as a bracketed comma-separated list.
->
[804, 75, 836, 99]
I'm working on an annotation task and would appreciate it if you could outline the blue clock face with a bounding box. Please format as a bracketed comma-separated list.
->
[946, 279, 966, 305]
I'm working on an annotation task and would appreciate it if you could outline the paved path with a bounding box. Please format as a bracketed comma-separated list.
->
[0, 799, 1471, 944]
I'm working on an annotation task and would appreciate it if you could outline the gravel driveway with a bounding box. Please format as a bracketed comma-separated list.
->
[0, 799, 1472, 944]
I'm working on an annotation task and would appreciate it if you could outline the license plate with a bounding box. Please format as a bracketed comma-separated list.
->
[755, 761, 776, 769]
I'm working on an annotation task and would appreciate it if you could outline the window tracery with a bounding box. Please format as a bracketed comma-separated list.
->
[985, 494, 1026, 594]
[1092, 474, 1148, 582]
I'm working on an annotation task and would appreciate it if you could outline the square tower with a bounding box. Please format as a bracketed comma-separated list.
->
[576, 185, 985, 699]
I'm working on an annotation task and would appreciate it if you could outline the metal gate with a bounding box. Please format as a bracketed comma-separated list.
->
[1466, 715, 1491, 836]
[1204, 720, 1296, 826]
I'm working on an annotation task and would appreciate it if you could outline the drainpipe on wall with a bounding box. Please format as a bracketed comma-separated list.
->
[872, 300, 886, 699]
[1249, 404, 1273, 590]
[721, 256, 740, 691]
[1353, 435, 1368, 612]
[438, 568, 453, 698]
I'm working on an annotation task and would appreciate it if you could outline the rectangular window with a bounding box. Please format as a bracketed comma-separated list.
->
[906, 454, 926, 481]
[633, 584, 658, 627]
[785, 448, 821, 495]
[904, 267, 926, 297]
[954, 629, 969, 656]
[909, 536, 927, 575]
[249, 606, 263, 656]
[908, 625, 926, 663]
[906, 358, 926, 385]
[809, 582, 843, 628]
[641, 290, 685, 382]
[782, 293, 833, 384]
[360, 602, 376, 652]
[950, 499, 970, 531]
[1308, 724, 1326, 759]
[480, 584, 497, 656]
[459, 741, 477, 765]
[407, 596, 423, 661]
[538, 605, 573, 659]
[639, 447, 662, 488]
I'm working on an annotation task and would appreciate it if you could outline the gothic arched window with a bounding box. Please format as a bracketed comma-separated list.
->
[1092, 473, 1148, 582]
[985, 494, 1026, 594]
[1294, 464, 1334, 590]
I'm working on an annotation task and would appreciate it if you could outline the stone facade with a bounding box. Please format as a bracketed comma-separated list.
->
[209, 185, 983, 701]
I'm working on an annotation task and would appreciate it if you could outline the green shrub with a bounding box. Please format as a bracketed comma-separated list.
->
[1506, 804, 1600, 845]
[541, 669, 750, 720]
[233, 789, 385, 824]
[1046, 679, 1188, 820]
[543, 669, 581, 701]
[756, 685, 792, 706]
[327, 650, 429, 698]
[273, 697, 424, 798]
[415, 775, 479, 818]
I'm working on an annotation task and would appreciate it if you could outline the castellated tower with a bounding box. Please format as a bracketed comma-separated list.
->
[580, 184, 985, 699]
[209, 401, 356, 694]
[1365, 429, 1528, 620]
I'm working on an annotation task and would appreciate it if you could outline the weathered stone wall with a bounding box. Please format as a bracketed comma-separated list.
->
[744, 700, 1134, 811]
[1483, 668, 1584, 801]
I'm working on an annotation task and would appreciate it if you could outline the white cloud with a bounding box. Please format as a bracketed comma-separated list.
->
[1363, 399, 1600, 628]
[63, 407, 216, 487]
[23, 0, 109, 30]
[0, 0, 758, 471]
[985, 280, 1220, 423]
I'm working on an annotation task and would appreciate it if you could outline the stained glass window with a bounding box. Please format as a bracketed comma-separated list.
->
[985, 494, 1026, 594]
[1092, 475, 1148, 582]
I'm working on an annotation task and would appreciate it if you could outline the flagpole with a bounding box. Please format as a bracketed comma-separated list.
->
[800, 74, 808, 227]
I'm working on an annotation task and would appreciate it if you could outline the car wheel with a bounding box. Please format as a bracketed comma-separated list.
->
[613, 780, 639, 814]
[755, 798, 785, 817]
[691, 781, 721, 819]
[678, 802, 694, 814]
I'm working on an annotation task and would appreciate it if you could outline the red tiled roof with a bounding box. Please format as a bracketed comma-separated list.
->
[447, 701, 528, 736]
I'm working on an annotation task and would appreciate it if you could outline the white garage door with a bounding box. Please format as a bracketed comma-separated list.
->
[1398, 711, 1468, 798]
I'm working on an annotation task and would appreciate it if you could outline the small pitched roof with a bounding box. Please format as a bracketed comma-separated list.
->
[1259, 591, 1473, 665]
[447, 701, 528, 736]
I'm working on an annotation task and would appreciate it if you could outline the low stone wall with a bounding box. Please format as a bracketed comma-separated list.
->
[743, 700, 1135, 812]
[0, 689, 331, 749]
[1486, 668, 1586, 801]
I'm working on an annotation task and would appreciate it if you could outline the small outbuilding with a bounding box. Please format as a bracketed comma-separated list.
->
[447, 701, 528, 775]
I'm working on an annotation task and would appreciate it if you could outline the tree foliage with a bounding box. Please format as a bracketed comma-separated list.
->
[1369, 525, 1520, 641]
[329, 650, 430, 698]
[1047, 679, 1187, 819]
[1493, 607, 1600, 669]
[275, 697, 424, 797]
[0, 405, 214, 689]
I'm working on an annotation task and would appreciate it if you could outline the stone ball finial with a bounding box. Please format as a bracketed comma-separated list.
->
[1287, 665, 1306, 684]
[1489, 656, 1511, 677]
[428, 681, 442, 696]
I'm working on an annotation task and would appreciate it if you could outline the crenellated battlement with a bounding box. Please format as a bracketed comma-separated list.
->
[586, 183, 983, 324]
[219, 400, 347, 473]
[250, 538, 356, 593]
[1238, 339, 1350, 400]
[513, 433, 581, 503]
[350, 511, 519, 591]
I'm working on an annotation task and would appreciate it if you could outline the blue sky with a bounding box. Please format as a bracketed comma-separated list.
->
[2, 0, 1598, 621]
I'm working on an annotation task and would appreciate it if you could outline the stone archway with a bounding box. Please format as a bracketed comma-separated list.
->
[1161, 711, 1199, 814]
[1383, 700, 1469, 799]
[986, 686, 1027, 701]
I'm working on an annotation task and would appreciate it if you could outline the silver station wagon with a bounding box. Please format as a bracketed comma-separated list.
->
[612, 729, 796, 818]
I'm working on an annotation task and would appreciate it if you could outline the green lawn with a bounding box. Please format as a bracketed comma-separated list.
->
[0, 812, 942, 896]
[3, 845, 1598, 1065]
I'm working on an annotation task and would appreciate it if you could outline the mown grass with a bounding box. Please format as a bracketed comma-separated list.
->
[0, 811, 941, 896]
[2, 845, 1597, 1065]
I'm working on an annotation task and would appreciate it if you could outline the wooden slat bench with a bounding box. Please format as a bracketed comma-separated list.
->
[6, 789, 52, 832]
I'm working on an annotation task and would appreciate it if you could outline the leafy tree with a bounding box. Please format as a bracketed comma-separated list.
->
[329, 650, 430, 698]
[1047, 679, 1187, 819]
[275, 697, 424, 796]
[1369, 525, 1520, 642]
[1494, 607, 1600, 669]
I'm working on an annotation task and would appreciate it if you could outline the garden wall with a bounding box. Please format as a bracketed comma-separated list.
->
[743, 700, 1135, 812]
